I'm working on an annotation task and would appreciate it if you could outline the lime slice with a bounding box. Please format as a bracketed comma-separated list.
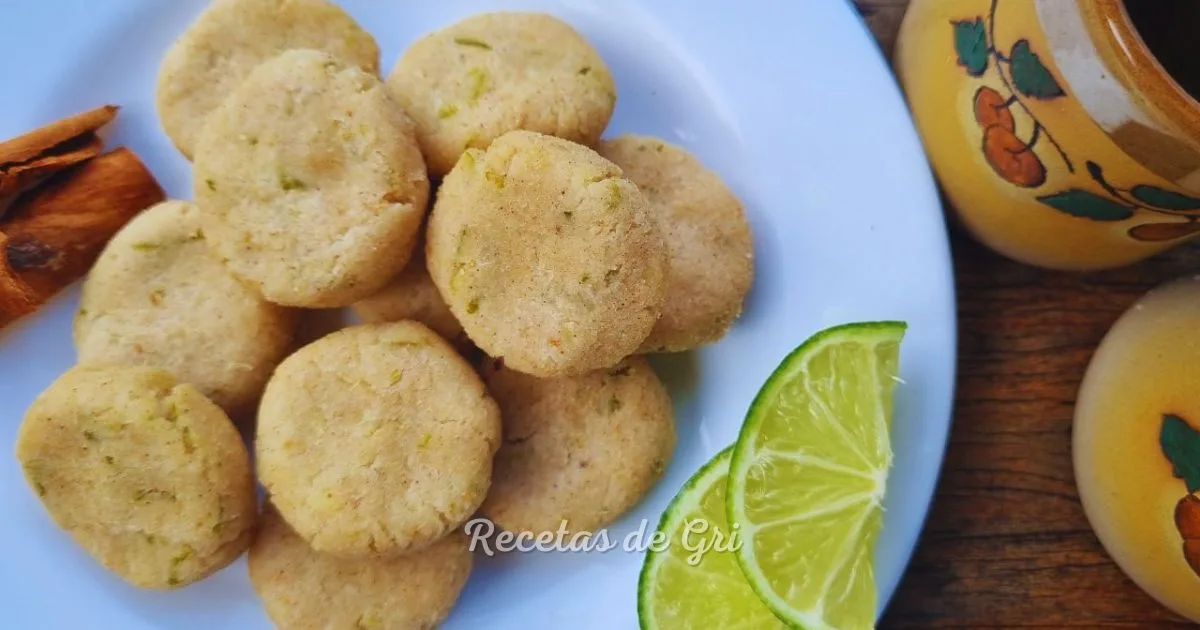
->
[638, 447, 786, 630]
[727, 321, 906, 630]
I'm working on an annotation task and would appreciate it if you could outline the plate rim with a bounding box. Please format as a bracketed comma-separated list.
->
[0, 0, 959, 625]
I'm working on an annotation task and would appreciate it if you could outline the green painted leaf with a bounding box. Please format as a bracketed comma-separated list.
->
[1161, 414, 1200, 493]
[953, 18, 988, 77]
[1010, 39, 1065, 99]
[1130, 185, 1200, 211]
[1037, 189, 1134, 221]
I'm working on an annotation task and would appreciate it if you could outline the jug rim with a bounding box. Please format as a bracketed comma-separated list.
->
[1082, 0, 1200, 154]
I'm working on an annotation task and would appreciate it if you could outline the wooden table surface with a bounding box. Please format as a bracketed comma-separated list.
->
[855, 1, 1198, 627]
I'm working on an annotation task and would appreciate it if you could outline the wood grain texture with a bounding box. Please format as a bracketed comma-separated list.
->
[853, 0, 1199, 626]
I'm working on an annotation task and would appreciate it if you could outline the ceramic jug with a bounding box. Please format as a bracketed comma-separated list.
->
[897, 0, 1200, 270]
[1073, 275, 1200, 623]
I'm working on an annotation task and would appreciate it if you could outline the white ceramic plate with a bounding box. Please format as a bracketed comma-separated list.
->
[0, 0, 956, 627]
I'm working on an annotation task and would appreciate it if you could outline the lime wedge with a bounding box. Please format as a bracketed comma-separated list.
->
[727, 321, 906, 630]
[638, 447, 786, 630]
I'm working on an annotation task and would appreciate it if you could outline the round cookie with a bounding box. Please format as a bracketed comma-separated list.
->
[15, 365, 257, 589]
[478, 356, 676, 535]
[352, 246, 466, 347]
[156, 0, 380, 159]
[387, 12, 617, 176]
[597, 135, 755, 353]
[74, 200, 295, 417]
[193, 49, 430, 308]
[256, 321, 501, 556]
[426, 130, 667, 377]
[249, 506, 473, 630]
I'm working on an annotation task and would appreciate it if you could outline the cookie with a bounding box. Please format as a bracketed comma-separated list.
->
[426, 130, 667, 377]
[15, 365, 257, 589]
[478, 356, 676, 535]
[193, 49, 430, 308]
[256, 321, 501, 556]
[74, 200, 295, 417]
[387, 12, 616, 176]
[352, 244, 466, 347]
[597, 135, 755, 353]
[249, 506, 473, 630]
[156, 0, 380, 159]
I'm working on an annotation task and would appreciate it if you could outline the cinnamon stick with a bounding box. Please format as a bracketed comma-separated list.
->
[0, 232, 40, 329]
[0, 148, 165, 326]
[0, 105, 118, 214]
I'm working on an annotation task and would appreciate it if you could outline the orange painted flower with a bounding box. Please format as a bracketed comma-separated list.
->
[982, 125, 1046, 188]
[1177, 494, 1200, 578]
[1128, 221, 1200, 242]
[973, 86, 1015, 132]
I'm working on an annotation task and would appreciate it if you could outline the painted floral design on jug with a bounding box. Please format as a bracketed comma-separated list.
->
[952, 0, 1200, 242]
[1161, 414, 1200, 577]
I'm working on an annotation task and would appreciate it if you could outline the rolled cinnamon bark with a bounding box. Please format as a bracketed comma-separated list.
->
[0, 147, 165, 329]
[0, 105, 118, 214]
[0, 232, 40, 328]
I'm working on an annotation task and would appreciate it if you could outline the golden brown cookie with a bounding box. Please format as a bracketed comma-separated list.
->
[193, 48, 429, 308]
[387, 12, 616, 176]
[15, 365, 257, 589]
[74, 200, 295, 417]
[156, 0, 380, 159]
[426, 130, 667, 377]
[597, 135, 755, 353]
[249, 506, 473, 630]
[256, 322, 500, 557]
[478, 356, 676, 535]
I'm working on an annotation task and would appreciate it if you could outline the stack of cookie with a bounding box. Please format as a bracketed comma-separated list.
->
[13, 1, 755, 627]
